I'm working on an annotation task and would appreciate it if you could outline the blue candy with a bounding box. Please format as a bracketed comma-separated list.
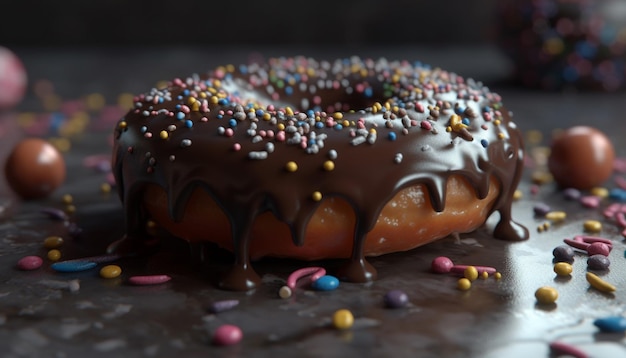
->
[51, 261, 97, 273]
[594, 316, 626, 333]
[311, 275, 339, 291]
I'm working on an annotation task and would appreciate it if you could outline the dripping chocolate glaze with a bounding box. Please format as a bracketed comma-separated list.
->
[111, 57, 529, 291]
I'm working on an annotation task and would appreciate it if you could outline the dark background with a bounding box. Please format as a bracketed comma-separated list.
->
[0, 0, 498, 47]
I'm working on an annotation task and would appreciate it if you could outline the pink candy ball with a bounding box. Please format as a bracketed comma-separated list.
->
[17, 255, 43, 271]
[0, 46, 27, 110]
[212, 324, 243, 346]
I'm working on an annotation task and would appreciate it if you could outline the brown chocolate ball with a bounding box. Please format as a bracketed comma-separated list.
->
[4, 138, 66, 199]
[548, 126, 614, 190]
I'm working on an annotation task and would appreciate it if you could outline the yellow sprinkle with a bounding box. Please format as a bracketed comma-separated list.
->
[213, 79, 221, 88]
[446, 126, 452, 132]
[285, 107, 294, 116]
[263, 113, 271, 121]
[118, 121, 128, 129]
[590, 187, 609, 198]
[100, 183, 112, 194]
[311, 191, 322, 201]
[100, 265, 122, 279]
[155, 80, 169, 89]
[342, 120, 349, 127]
[494, 272, 502, 280]
[513, 189, 523, 200]
[546, 211, 566, 221]
[553, 262, 573, 276]
[85, 93, 105, 111]
[65, 205, 76, 214]
[583, 220, 602, 233]
[43, 236, 64, 249]
[493, 119, 501, 126]
[457, 278, 472, 291]
[285, 161, 298, 172]
[47, 249, 61, 261]
[464, 266, 479, 281]
[323, 160, 335, 171]
[497, 133, 506, 140]
[225, 64, 235, 72]
[191, 101, 200, 111]
[159, 130, 169, 139]
[332, 309, 354, 330]
[369, 128, 377, 134]
[198, 92, 207, 98]
[535, 286, 558, 304]
[480, 271, 489, 279]
[62, 194, 73, 205]
[277, 123, 285, 131]
[333, 112, 343, 120]
[210, 96, 219, 104]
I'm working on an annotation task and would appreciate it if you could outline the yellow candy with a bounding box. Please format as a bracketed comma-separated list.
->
[535, 286, 558, 304]
[61, 194, 73, 205]
[332, 309, 354, 330]
[494, 272, 502, 280]
[553, 262, 573, 276]
[100, 265, 122, 279]
[47, 249, 61, 261]
[583, 220, 602, 233]
[457, 278, 472, 291]
[323, 160, 335, 171]
[464, 266, 479, 281]
[545, 211, 566, 221]
[590, 187, 609, 198]
[311, 191, 323, 202]
[43, 236, 64, 249]
[285, 161, 298, 172]
[513, 189, 523, 200]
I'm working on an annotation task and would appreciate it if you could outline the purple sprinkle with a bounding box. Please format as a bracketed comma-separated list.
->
[208, 299, 240, 313]
[563, 188, 581, 200]
[67, 222, 83, 237]
[553, 245, 575, 263]
[40, 207, 69, 221]
[587, 254, 610, 270]
[533, 203, 551, 216]
[383, 289, 409, 309]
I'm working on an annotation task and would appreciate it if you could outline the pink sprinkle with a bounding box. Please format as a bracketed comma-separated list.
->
[276, 131, 286, 142]
[180, 105, 190, 113]
[483, 112, 492, 121]
[17, 256, 43, 271]
[258, 130, 267, 137]
[286, 267, 326, 289]
[415, 103, 424, 113]
[212, 324, 243, 346]
[200, 117, 208, 122]
[224, 128, 234, 137]
[233, 143, 241, 151]
[173, 78, 183, 86]
[128, 275, 171, 286]
[616, 212, 626, 227]
[580, 195, 600, 208]
[313, 96, 321, 105]
[530, 184, 540, 195]
[549, 341, 588, 358]
[614, 176, 626, 190]
[420, 120, 432, 130]
[266, 130, 274, 138]
[144, 132, 152, 138]
[410, 120, 418, 127]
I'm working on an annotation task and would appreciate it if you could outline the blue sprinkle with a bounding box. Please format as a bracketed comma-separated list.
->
[175, 104, 181, 110]
[218, 98, 229, 106]
[364, 87, 373, 98]
[388, 132, 397, 141]
[158, 97, 164, 103]
[140, 126, 147, 133]
[334, 124, 343, 130]
[315, 122, 324, 128]
[285, 86, 293, 96]
[481, 139, 489, 148]
[176, 112, 185, 120]
[255, 109, 264, 117]
[217, 114, 223, 119]
[177, 95, 183, 100]
[229, 118, 237, 127]
[311, 275, 339, 291]
[609, 188, 626, 201]
[307, 110, 315, 117]
[482, 106, 491, 113]
[455, 106, 465, 115]
[239, 65, 248, 74]
[51, 261, 97, 273]
[182, 89, 190, 96]
[185, 120, 193, 128]
[462, 118, 470, 126]
[594, 316, 626, 333]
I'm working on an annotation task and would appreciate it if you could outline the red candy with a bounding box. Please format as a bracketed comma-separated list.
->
[17, 255, 43, 271]
[0, 46, 27, 109]
[212, 324, 243, 346]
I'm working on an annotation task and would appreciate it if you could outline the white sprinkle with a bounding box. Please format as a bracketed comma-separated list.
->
[394, 153, 403, 164]
[266, 142, 275, 153]
[350, 136, 366, 146]
[180, 139, 192, 147]
[248, 151, 268, 160]
[328, 149, 338, 160]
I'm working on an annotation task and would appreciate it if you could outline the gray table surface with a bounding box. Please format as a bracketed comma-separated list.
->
[2, 45, 626, 358]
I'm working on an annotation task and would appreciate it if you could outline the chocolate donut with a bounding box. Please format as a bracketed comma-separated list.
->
[111, 56, 529, 291]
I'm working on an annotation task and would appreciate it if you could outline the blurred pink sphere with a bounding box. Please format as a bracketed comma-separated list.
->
[0, 46, 27, 109]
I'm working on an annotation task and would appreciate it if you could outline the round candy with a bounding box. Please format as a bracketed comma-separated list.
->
[535, 286, 559, 304]
[552, 245, 575, 263]
[212, 324, 243, 346]
[457, 278, 472, 291]
[43, 236, 64, 249]
[553, 262, 573, 276]
[16, 255, 43, 271]
[100, 265, 122, 279]
[383, 290, 409, 309]
[4, 138, 66, 200]
[587, 255, 611, 270]
[332, 309, 354, 330]
[431, 256, 454, 273]
[547, 126, 615, 190]
[311, 275, 339, 291]
[587, 242, 610, 257]
[0, 46, 27, 109]
[463, 266, 479, 281]
[47, 249, 61, 261]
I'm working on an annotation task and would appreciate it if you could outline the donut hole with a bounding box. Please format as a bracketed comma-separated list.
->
[140, 174, 500, 261]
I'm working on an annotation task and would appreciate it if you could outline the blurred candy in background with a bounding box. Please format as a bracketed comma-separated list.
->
[0, 46, 27, 109]
[497, 0, 626, 91]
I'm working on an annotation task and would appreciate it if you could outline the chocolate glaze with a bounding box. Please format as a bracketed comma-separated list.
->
[111, 57, 529, 291]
